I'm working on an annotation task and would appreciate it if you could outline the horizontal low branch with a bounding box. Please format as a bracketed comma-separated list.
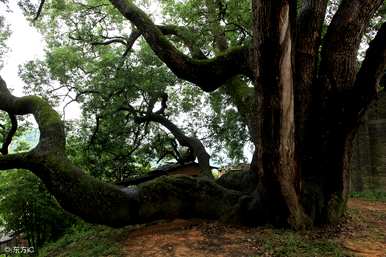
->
[0, 76, 254, 227]
[0, 152, 33, 170]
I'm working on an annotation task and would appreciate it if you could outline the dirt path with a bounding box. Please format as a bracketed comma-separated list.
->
[340, 199, 386, 257]
[123, 219, 262, 257]
[121, 199, 386, 257]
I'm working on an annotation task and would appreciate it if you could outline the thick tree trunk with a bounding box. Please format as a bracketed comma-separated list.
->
[251, 0, 308, 228]
[298, 0, 385, 224]
[248, 0, 385, 227]
[300, 123, 354, 224]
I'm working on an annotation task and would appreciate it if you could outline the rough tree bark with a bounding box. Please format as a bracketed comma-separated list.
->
[0, 0, 385, 229]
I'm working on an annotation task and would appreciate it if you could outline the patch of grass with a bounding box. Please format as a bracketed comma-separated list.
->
[37, 221, 130, 257]
[252, 229, 351, 257]
[351, 190, 386, 202]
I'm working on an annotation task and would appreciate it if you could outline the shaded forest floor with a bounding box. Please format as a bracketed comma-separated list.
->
[341, 199, 386, 257]
[39, 198, 386, 257]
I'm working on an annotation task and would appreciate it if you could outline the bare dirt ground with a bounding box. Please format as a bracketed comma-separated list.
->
[121, 199, 386, 257]
[123, 219, 263, 257]
[340, 199, 386, 257]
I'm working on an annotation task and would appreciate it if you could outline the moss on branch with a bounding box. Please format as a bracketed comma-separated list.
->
[0, 76, 255, 228]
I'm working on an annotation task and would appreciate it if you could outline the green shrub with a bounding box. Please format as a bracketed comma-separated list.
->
[351, 190, 386, 202]
[0, 169, 76, 254]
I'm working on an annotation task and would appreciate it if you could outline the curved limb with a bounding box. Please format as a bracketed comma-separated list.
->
[0, 76, 248, 227]
[135, 113, 213, 179]
[1, 113, 18, 155]
[109, 0, 252, 92]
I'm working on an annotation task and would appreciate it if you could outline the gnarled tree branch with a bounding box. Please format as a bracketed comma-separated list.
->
[87, 25, 206, 60]
[33, 0, 46, 21]
[0, 76, 251, 227]
[154, 93, 168, 115]
[0, 152, 33, 170]
[109, 0, 252, 91]
[157, 25, 207, 59]
[115, 93, 213, 179]
[135, 113, 213, 179]
[1, 113, 17, 155]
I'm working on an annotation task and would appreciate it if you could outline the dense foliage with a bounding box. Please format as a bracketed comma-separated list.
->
[0, 169, 75, 252]
[16, 0, 252, 184]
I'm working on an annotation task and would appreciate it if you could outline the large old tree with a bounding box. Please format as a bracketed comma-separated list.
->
[0, 0, 385, 229]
